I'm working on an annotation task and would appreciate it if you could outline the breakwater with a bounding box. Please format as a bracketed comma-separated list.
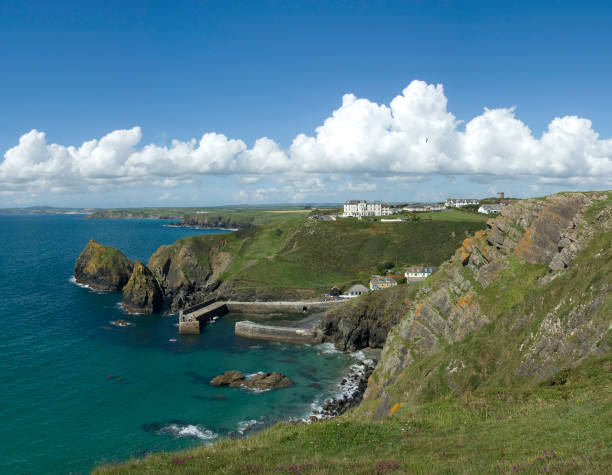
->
[179, 299, 345, 334]
[235, 320, 318, 344]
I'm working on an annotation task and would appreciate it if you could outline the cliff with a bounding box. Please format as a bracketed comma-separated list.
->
[319, 284, 418, 350]
[121, 261, 164, 314]
[148, 235, 231, 310]
[74, 240, 133, 291]
[180, 213, 255, 229]
[360, 191, 611, 417]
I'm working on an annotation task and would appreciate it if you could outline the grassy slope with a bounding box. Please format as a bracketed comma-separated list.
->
[95, 357, 611, 474]
[202, 212, 487, 297]
[364, 194, 611, 407]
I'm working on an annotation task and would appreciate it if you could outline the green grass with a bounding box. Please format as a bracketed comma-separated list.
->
[414, 209, 489, 222]
[95, 358, 611, 474]
[148, 211, 488, 299]
[218, 216, 487, 298]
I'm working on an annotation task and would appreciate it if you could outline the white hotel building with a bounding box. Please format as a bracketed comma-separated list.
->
[343, 200, 392, 218]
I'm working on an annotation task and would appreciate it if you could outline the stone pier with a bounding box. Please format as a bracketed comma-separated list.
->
[235, 320, 319, 344]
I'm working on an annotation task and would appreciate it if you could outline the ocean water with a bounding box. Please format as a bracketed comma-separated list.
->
[0, 215, 355, 474]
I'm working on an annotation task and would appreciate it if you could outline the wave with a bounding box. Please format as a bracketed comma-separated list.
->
[314, 342, 341, 355]
[159, 424, 218, 440]
[68, 276, 108, 294]
[237, 419, 259, 435]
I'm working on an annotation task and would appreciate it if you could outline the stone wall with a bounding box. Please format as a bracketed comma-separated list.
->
[235, 320, 318, 344]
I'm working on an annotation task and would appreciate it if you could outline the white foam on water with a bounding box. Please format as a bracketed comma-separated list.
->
[303, 352, 373, 422]
[314, 342, 341, 355]
[237, 419, 259, 435]
[161, 424, 218, 440]
[109, 320, 133, 327]
[69, 275, 108, 294]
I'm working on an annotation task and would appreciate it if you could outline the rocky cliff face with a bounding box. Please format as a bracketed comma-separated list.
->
[74, 240, 133, 291]
[121, 261, 164, 314]
[180, 214, 255, 230]
[148, 236, 231, 310]
[319, 284, 417, 351]
[361, 192, 611, 418]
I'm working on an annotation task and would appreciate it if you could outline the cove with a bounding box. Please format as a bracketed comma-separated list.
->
[0, 215, 356, 474]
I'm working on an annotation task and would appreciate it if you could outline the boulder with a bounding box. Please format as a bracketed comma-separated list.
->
[74, 239, 133, 291]
[240, 372, 293, 390]
[210, 370, 244, 386]
[210, 370, 293, 390]
[122, 261, 164, 314]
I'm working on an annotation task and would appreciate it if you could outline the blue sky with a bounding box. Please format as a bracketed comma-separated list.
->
[0, 0, 610, 207]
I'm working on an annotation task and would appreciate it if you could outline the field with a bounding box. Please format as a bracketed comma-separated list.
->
[209, 213, 489, 299]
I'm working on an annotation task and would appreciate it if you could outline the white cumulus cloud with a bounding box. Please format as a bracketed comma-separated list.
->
[1, 80, 610, 198]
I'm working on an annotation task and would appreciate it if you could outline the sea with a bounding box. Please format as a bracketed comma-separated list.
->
[0, 215, 360, 474]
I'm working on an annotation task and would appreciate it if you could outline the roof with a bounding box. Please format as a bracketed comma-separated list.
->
[370, 276, 397, 284]
[345, 200, 364, 205]
[347, 284, 369, 293]
[405, 266, 436, 273]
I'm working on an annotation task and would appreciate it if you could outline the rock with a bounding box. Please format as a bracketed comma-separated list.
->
[210, 370, 293, 390]
[320, 284, 413, 351]
[122, 261, 164, 314]
[239, 372, 293, 390]
[74, 239, 133, 291]
[210, 370, 244, 386]
[148, 236, 231, 310]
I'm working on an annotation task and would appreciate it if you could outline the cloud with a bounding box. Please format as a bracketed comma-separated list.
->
[1, 80, 611, 198]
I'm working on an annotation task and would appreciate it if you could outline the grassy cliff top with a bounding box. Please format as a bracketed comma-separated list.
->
[147, 210, 489, 300]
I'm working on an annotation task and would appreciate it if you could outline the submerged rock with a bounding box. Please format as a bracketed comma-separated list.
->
[122, 261, 164, 314]
[74, 239, 133, 291]
[210, 370, 293, 390]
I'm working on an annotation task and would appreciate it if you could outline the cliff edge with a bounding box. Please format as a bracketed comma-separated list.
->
[361, 191, 611, 418]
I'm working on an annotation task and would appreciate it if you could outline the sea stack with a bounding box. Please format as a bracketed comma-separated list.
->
[121, 261, 164, 314]
[74, 239, 133, 291]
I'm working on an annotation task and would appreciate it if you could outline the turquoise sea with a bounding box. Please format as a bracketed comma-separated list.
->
[0, 215, 357, 474]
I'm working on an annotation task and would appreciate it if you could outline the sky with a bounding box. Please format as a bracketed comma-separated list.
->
[0, 0, 611, 207]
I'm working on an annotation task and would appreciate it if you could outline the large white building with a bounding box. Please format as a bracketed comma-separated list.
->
[343, 200, 392, 217]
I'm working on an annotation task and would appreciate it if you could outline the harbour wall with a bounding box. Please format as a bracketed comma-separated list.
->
[235, 320, 319, 344]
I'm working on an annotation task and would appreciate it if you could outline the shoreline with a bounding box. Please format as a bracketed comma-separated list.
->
[163, 223, 239, 231]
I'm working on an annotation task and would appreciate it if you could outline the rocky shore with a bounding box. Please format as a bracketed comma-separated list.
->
[310, 355, 376, 420]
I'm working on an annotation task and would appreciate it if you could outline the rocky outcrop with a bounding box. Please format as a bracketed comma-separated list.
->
[74, 240, 133, 291]
[121, 261, 164, 314]
[362, 192, 611, 415]
[211, 371, 293, 390]
[179, 214, 255, 230]
[148, 236, 229, 310]
[319, 284, 416, 351]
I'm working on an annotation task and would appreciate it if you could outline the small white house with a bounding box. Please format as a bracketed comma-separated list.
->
[405, 266, 436, 281]
[345, 283, 369, 298]
[478, 204, 506, 214]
